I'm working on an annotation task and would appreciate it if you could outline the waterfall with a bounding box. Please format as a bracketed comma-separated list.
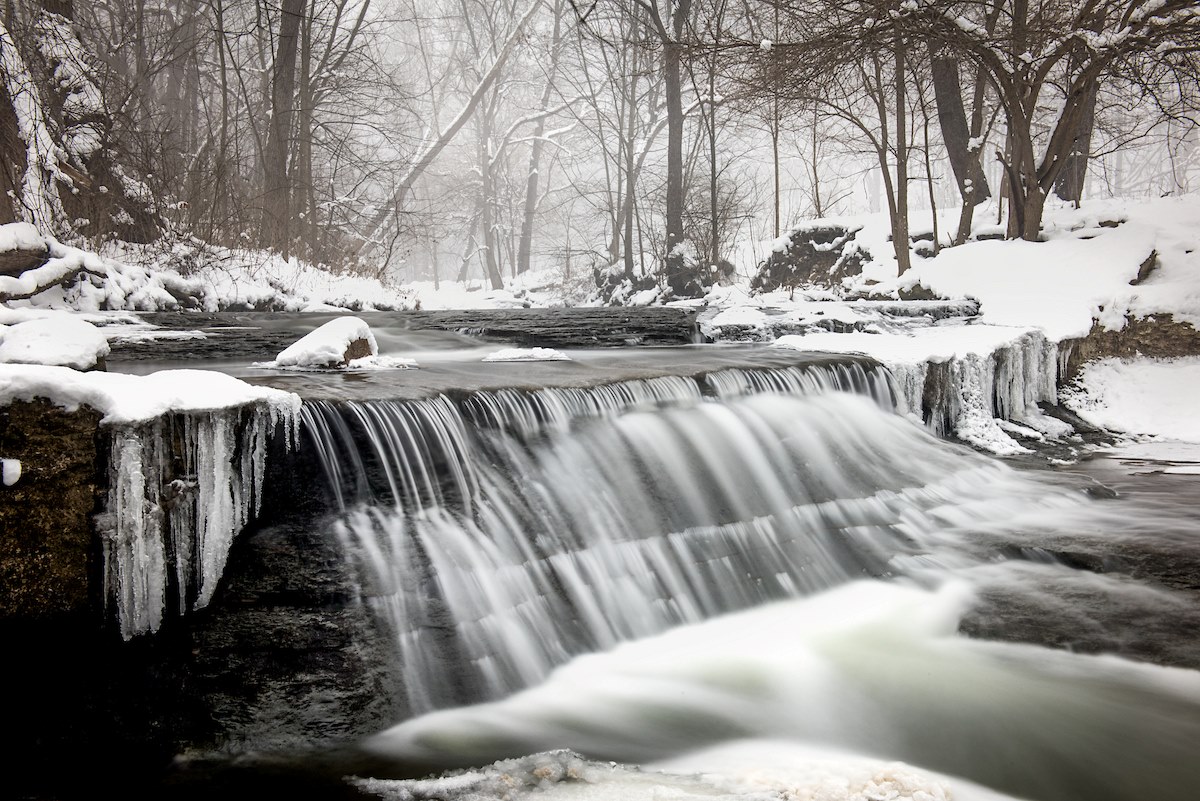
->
[97, 402, 298, 639]
[302, 360, 1087, 714]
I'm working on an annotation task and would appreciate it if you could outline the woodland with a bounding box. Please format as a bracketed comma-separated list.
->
[0, 0, 1197, 302]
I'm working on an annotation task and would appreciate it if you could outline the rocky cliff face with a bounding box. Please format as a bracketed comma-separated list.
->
[0, 398, 102, 621]
[1061, 314, 1200, 381]
[2, 398, 402, 797]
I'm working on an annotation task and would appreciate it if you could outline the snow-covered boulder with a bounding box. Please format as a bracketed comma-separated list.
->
[0, 315, 109, 370]
[752, 223, 869, 294]
[274, 316, 378, 368]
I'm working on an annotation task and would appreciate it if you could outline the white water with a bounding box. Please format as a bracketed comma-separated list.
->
[294, 358, 1200, 801]
[361, 580, 1200, 801]
[304, 366, 1099, 713]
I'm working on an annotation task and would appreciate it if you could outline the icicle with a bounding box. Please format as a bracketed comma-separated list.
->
[100, 428, 166, 639]
[101, 399, 298, 638]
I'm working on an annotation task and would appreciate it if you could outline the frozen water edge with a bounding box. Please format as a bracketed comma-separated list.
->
[350, 745, 1020, 801]
[775, 326, 1064, 455]
[99, 401, 299, 638]
[0, 363, 300, 637]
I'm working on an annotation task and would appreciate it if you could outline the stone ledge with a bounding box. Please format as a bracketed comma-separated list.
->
[1060, 314, 1200, 381]
[0, 398, 102, 621]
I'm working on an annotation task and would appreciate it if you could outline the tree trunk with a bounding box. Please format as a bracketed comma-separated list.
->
[929, 47, 990, 210]
[663, 37, 687, 289]
[477, 109, 504, 290]
[707, 64, 719, 269]
[297, 1, 318, 262]
[891, 39, 912, 275]
[516, 0, 564, 275]
[1053, 80, 1098, 205]
[260, 0, 304, 257]
[660, 0, 693, 296]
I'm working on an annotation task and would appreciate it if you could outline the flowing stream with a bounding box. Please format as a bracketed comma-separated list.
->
[287, 348, 1200, 801]
[99, 314, 1200, 801]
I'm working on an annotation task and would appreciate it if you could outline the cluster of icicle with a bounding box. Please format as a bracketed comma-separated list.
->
[882, 330, 1062, 453]
[99, 400, 299, 639]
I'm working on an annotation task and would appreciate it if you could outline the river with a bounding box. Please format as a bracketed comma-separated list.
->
[100, 310, 1200, 801]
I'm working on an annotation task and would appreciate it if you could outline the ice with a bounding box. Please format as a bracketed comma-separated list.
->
[99, 401, 297, 638]
[776, 327, 1060, 454]
[481, 347, 570, 362]
[0, 362, 301, 637]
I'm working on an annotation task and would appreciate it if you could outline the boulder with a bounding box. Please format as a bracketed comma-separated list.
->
[273, 316, 378, 368]
[752, 223, 869, 294]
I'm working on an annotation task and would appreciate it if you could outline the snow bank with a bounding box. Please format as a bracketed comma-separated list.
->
[841, 195, 1200, 341]
[0, 228, 418, 312]
[0, 363, 299, 424]
[0, 314, 108, 369]
[1061, 356, 1200, 443]
[273, 316, 378, 368]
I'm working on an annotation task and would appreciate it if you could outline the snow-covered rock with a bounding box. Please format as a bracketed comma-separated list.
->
[274, 316, 378, 368]
[0, 222, 49, 277]
[482, 347, 570, 362]
[0, 314, 109, 369]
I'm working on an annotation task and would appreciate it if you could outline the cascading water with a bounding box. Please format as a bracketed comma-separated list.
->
[300, 360, 1092, 716]
[300, 356, 1200, 801]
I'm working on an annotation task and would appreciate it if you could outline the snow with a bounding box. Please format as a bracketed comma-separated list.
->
[0, 363, 299, 424]
[272, 315, 379, 368]
[0, 314, 108, 369]
[1, 457, 19, 486]
[1061, 357, 1200, 443]
[483, 347, 570, 362]
[0, 221, 46, 252]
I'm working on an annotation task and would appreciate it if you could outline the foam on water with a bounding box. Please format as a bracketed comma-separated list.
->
[361, 580, 1200, 801]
